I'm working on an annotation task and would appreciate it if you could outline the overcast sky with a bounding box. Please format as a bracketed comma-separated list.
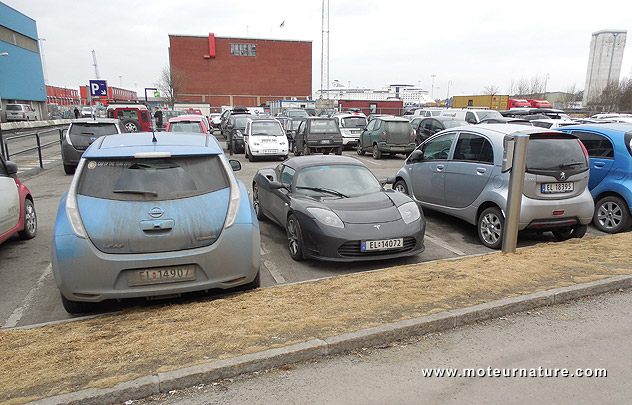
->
[5, 0, 632, 99]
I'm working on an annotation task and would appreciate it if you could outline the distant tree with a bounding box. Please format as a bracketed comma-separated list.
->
[516, 77, 530, 97]
[483, 85, 500, 95]
[154, 66, 185, 107]
[529, 76, 545, 98]
[559, 84, 578, 109]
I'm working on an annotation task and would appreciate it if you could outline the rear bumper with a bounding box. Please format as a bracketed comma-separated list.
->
[378, 142, 416, 154]
[519, 188, 594, 230]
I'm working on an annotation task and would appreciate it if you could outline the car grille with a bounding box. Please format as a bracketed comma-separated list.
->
[337, 237, 417, 257]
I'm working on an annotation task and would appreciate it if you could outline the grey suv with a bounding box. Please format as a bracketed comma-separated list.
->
[393, 124, 594, 249]
[61, 118, 125, 174]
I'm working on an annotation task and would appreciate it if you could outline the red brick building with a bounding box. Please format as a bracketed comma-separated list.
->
[169, 33, 312, 109]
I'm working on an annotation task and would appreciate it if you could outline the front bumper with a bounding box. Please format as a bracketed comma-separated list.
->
[297, 213, 426, 262]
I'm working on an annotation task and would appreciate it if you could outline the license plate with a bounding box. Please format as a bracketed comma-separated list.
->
[361, 238, 403, 252]
[127, 265, 196, 286]
[263, 149, 277, 154]
[391, 146, 405, 151]
[541, 182, 574, 194]
[320, 139, 331, 144]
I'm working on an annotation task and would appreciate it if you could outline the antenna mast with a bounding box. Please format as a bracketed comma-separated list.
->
[320, 0, 329, 99]
[91, 49, 100, 79]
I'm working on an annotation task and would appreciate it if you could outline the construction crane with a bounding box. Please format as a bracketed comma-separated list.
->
[91, 49, 100, 79]
[320, 0, 329, 99]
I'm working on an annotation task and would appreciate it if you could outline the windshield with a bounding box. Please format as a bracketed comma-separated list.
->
[310, 120, 339, 134]
[288, 110, 309, 118]
[341, 117, 367, 128]
[6, 105, 23, 111]
[234, 116, 250, 129]
[168, 121, 204, 133]
[70, 123, 119, 136]
[78, 156, 228, 201]
[251, 121, 284, 136]
[294, 165, 381, 197]
[476, 110, 503, 121]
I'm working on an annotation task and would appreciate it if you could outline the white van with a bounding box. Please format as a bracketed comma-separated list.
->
[5, 104, 37, 121]
[440, 108, 503, 124]
[411, 108, 444, 117]
[244, 118, 289, 162]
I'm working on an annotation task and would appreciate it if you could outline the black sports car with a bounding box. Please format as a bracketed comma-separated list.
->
[252, 155, 426, 261]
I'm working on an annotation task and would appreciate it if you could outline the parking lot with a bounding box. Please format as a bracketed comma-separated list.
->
[0, 133, 608, 330]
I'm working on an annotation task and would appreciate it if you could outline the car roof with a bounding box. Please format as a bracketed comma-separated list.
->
[557, 123, 632, 133]
[423, 116, 465, 122]
[376, 116, 410, 122]
[71, 118, 120, 124]
[441, 124, 571, 143]
[106, 104, 148, 110]
[83, 132, 223, 158]
[333, 113, 367, 118]
[284, 155, 366, 171]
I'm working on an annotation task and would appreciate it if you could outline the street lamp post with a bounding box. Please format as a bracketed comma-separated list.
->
[430, 74, 436, 99]
[447, 80, 452, 100]
[544, 73, 550, 96]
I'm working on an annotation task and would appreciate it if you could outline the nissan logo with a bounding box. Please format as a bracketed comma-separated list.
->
[149, 207, 164, 218]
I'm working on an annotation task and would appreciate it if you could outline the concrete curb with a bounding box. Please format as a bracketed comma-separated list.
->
[31, 275, 632, 405]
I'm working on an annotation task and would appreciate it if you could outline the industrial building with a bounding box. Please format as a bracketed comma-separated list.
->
[583, 29, 627, 103]
[168, 33, 312, 110]
[0, 2, 47, 122]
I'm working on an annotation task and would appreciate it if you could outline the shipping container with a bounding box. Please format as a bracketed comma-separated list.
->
[451, 95, 509, 110]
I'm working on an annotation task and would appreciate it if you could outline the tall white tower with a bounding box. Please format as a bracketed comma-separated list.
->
[583, 30, 627, 103]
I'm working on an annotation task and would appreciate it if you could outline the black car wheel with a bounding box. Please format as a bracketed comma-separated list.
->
[303, 144, 311, 155]
[553, 224, 588, 241]
[61, 293, 96, 314]
[18, 199, 37, 239]
[293, 143, 302, 156]
[252, 183, 265, 220]
[372, 144, 382, 159]
[122, 119, 140, 132]
[286, 213, 304, 261]
[248, 146, 257, 162]
[594, 195, 632, 233]
[478, 206, 504, 249]
[357, 143, 365, 155]
[335, 146, 343, 155]
[63, 164, 76, 175]
[393, 180, 409, 195]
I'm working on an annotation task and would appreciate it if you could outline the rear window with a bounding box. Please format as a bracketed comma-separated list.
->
[288, 110, 309, 118]
[476, 111, 503, 121]
[78, 156, 229, 201]
[234, 116, 250, 129]
[526, 137, 588, 172]
[385, 121, 412, 135]
[168, 122, 204, 133]
[309, 120, 339, 133]
[114, 109, 140, 120]
[70, 123, 120, 136]
[341, 117, 367, 128]
[6, 105, 23, 111]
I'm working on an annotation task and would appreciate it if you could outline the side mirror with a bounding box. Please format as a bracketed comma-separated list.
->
[229, 159, 241, 172]
[5, 161, 18, 176]
[269, 181, 286, 190]
[409, 150, 423, 162]
[380, 176, 396, 186]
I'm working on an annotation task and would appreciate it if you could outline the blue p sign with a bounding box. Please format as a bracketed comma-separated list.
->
[89, 80, 107, 97]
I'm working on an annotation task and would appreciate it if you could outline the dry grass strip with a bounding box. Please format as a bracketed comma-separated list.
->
[1, 233, 631, 404]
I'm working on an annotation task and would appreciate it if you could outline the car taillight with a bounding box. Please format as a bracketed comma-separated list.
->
[22, 113, 26, 118]
[578, 139, 589, 157]
[220, 154, 241, 229]
[66, 159, 88, 239]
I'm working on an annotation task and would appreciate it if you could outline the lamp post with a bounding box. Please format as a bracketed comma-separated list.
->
[544, 73, 550, 96]
[1, 52, 9, 158]
[447, 80, 452, 100]
[430, 74, 436, 99]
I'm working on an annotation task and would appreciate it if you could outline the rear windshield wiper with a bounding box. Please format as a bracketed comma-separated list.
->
[296, 186, 348, 198]
[559, 162, 585, 168]
[113, 189, 158, 196]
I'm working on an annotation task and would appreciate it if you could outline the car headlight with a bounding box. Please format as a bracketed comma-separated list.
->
[306, 207, 344, 228]
[398, 202, 420, 225]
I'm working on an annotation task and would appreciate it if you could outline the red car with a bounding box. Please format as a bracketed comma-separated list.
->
[0, 156, 37, 246]
[165, 114, 211, 134]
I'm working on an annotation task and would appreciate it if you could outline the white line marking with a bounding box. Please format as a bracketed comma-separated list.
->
[2, 264, 53, 329]
[263, 260, 287, 284]
[424, 233, 466, 256]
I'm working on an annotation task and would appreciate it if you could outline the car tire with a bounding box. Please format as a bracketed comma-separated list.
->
[60, 293, 96, 314]
[293, 143, 302, 156]
[393, 180, 409, 195]
[122, 119, 141, 132]
[477, 206, 504, 249]
[286, 213, 305, 261]
[63, 164, 76, 175]
[335, 146, 343, 155]
[18, 199, 37, 239]
[248, 146, 256, 162]
[552, 224, 588, 241]
[357, 143, 365, 155]
[372, 144, 382, 159]
[303, 144, 311, 155]
[593, 195, 632, 233]
[252, 183, 265, 220]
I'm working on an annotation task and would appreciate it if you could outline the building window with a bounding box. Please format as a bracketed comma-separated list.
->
[0, 25, 38, 53]
[230, 43, 257, 56]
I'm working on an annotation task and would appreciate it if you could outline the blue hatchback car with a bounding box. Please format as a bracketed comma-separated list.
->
[51, 132, 261, 313]
[559, 123, 632, 233]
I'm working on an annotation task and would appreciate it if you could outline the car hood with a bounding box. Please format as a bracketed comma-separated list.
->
[298, 191, 401, 224]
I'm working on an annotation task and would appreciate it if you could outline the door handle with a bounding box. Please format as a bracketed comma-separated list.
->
[476, 167, 487, 174]
[436, 164, 444, 171]
[594, 162, 605, 168]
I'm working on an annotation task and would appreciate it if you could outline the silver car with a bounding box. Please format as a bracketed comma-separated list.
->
[61, 118, 125, 174]
[393, 124, 594, 249]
